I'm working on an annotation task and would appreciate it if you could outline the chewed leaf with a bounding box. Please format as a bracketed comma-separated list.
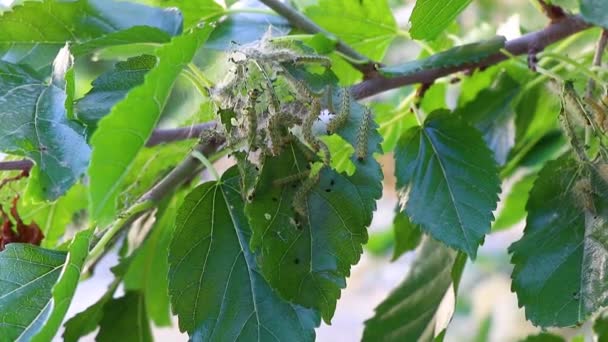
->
[246, 142, 377, 322]
[510, 155, 608, 327]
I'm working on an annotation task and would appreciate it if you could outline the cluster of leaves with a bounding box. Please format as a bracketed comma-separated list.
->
[0, 0, 608, 341]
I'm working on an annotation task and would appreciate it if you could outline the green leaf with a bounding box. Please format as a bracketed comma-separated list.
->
[493, 173, 536, 231]
[246, 142, 379, 322]
[88, 26, 213, 225]
[379, 37, 505, 78]
[76, 54, 156, 132]
[374, 102, 418, 152]
[363, 237, 467, 342]
[0, 0, 182, 70]
[138, 0, 225, 28]
[0, 230, 91, 341]
[0, 49, 90, 200]
[580, 0, 608, 29]
[394, 110, 501, 257]
[168, 167, 318, 341]
[205, 13, 290, 50]
[0, 245, 65, 341]
[305, 0, 397, 60]
[124, 196, 181, 327]
[510, 155, 608, 326]
[594, 310, 608, 340]
[409, 0, 473, 40]
[455, 72, 520, 165]
[392, 210, 422, 261]
[62, 283, 116, 342]
[96, 291, 153, 342]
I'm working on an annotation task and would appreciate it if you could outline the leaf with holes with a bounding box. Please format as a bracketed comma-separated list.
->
[394, 110, 500, 257]
[88, 26, 213, 225]
[246, 141, 379, 322]
[363, 237, 467, 342]
[0, 48, 90, 200]
[0, 229, 91, 341]
[168, 167, 319, 341]
[510, 155, 608, 327]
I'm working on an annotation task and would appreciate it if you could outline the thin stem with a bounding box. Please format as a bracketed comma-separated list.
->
[539, 51, 603, 84]
[191, 150, 220, 181]
[86, 200, 154, 269]
[586, 29, 608, 98]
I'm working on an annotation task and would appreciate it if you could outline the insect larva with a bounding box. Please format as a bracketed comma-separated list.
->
[585, 96, 608, 132]
[283, 71, 323, 100]
[268, 114, 284, 155]
[356, 107, 372, 161]
[559, 105, 588, 162]
[273, 171, 311, 187]
[294, 55, 332, 68]
[326, 88, 351, 134]
[562, 82, 593, 127]
[573, 178, 596, 214]
[293, 172, 320, 218]
[303, 99, 320, 148]
[246, 89, 261, 149]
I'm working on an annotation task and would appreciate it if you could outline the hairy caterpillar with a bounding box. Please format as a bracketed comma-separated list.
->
[326, 88, 351, 134]
[246, 89, 261, 149]
[293, 171, 320, 218]
[584, 96, 608, 132]
[356, 107, 372, 161]
[303, 100, 331, 164]
[283, 71, 323, 100]
[268, 114, 284, 155]
[294, 55, 332, 68]
[559, 105, 588, 162]
[563, 82, 593, 127]
[573, 178, 596, 214]
[273, 171, 311, 187]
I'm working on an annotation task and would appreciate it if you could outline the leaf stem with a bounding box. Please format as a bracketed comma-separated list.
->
[191, 149, 220, 181]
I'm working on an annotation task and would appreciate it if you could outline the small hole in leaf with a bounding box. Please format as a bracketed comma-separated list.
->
[294, 258, 300, 264]
[272, 197, 278, 202]
[325, 189, 331, 193]
[330, 179, 335, 186]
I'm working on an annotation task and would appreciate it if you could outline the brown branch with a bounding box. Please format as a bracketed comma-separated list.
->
[0, 122, 217, 172]
[351, 15, 591, 100]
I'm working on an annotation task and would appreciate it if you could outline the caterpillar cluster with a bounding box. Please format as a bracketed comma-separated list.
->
[211, 38, 332, 160]
[573, 177, 596, 215]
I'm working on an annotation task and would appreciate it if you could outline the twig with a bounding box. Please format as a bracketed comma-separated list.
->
[258, 0, 378, 77]
[351, 14, 591, 100]
[536, 0, 566, 22]
[586, 29, 608, 98]
[83, 137, 225, 275]
[0, 122, 218, 172]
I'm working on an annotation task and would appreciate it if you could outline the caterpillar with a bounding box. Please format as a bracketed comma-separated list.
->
[356, 107, 372, 161]
[585, 96, 608, 132]
[293, 171, 320, 218]
[573, 177, 596, 215]
[562, 82, 593, 128]
[558, 104, 588, 162]
[273, 171, 311, 187]
[246, 88, 261, 149]
[326, 88, 351, 134]
[283, 71, 323, 100]
[302, 99, 330, 164]
[294, 55, 332, 68]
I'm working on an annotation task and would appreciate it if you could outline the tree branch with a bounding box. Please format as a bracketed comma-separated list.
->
[0, 122, 218, 172]
[350, 15, 591, 100]
[258, 0, 378, 77]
